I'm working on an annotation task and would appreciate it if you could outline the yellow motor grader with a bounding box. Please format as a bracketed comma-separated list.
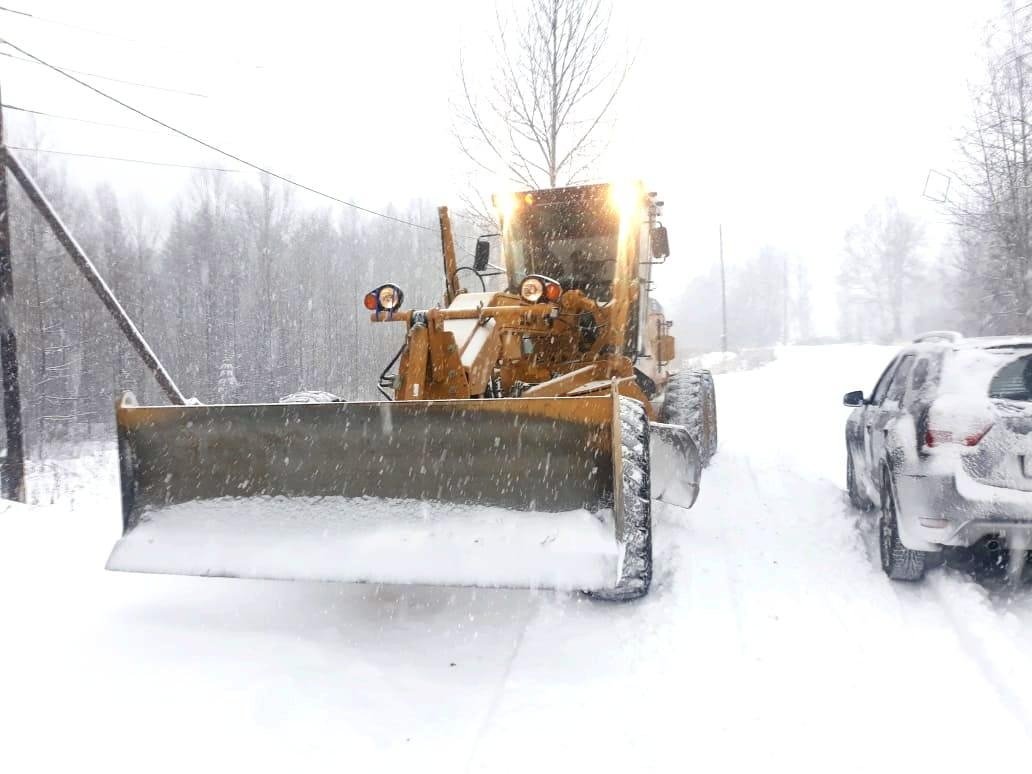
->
[107, 181, 716, 600]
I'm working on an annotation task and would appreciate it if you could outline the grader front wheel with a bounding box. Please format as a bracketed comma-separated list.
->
[587, 397, 653, 601]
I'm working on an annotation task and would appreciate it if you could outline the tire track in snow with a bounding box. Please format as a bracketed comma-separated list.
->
[848, 479, 1032, 739]
[692, 451, 897, 761]
[849, 482, 1032, 742]
[741, 453, 860, 629]
[698, 453, 750, 653]
[928, 575, 1032, 741]
[463, 596, 540, 773]
[862, 527, 1032, 749]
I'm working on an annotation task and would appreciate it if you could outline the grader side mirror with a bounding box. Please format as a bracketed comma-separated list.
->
[474, 240, 491, 272]
[651, 226, 670, 261]
[658, 334, 676, 364]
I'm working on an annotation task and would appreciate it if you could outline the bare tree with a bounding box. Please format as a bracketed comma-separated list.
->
[950, 2, 1032, 334]
[456, 0, 630, 209]
[839, 199, 924, 342]
[727, 247, 791, 348]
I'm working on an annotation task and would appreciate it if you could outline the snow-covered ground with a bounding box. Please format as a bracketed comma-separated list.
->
[3, 344, 1032, 773]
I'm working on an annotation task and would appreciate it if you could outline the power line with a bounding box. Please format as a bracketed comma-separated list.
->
[7, 145, 242, 172]
[3, 103, 485, 244]
[10, 145, 481, 250]
[0, 39, 441, 233]
[0, 4, 262, 71]
[5, 105, 484, 241]
[0, 47, 207, 98]
[0, 3, 144, 40]
[10, 137, 484, 250]
[1, 103, 163, 134]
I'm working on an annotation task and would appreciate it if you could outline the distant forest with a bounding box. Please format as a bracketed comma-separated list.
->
[7, 150, 467, 454]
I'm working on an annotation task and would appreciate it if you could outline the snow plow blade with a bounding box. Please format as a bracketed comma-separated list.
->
[107, 392, 674, 597]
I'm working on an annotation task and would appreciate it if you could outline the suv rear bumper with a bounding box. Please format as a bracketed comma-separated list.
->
[896, 469, 1032, 550]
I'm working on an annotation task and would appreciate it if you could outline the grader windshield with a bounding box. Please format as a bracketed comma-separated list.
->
[499, 184, 633, 302]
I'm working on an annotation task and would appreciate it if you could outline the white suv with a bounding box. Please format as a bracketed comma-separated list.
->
[843, 332, 1032, 581]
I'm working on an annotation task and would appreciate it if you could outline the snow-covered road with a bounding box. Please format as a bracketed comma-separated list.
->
[3, 345, 1032, 772]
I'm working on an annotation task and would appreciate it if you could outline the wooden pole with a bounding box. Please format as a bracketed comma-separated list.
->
[783, 252, 789, 345]
[0, 93, 26, 502]
[719, 224, 728, 354]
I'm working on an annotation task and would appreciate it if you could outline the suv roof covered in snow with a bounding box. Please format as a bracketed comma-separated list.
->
[911, 331, 1032, 352]
[904, 333, 1032, 398]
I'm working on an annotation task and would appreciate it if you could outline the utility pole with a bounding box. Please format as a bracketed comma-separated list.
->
[719, 225, 728, 354]
[0, 91, 26, 502]
[783, 252, 789, 345]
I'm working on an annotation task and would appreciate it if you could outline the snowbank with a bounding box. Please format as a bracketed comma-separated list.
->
[685, 346, 776, 374]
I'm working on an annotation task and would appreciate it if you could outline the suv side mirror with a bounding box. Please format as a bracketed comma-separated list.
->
[474, 240, 491, 272]
[842, 390, 866, 407]
[650, 226, 670, 260]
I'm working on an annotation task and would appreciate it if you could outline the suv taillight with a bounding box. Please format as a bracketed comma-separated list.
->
[924, 426, 992, 448]
[922, 402, 993, 449]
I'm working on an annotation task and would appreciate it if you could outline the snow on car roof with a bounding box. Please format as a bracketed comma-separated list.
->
[956, 335, 1032, 350]
[940, 341, 1032, 397]
[893, 334, 1032, 398]
[909, 331, 1032, 352]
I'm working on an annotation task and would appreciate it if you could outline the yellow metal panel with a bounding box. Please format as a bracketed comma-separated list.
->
[658, 335, 676, 363]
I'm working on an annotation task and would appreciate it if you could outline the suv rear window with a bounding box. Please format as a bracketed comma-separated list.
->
[990, 355, 1032, 401]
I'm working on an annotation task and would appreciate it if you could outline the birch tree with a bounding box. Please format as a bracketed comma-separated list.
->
[951, 2, 1032, 333]
[456, 0, 630, 198]
[839, 199, 924, 341]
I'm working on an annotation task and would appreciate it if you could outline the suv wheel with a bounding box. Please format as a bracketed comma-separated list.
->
[847, 451, 873, 511]
[879, 470, 926, 581]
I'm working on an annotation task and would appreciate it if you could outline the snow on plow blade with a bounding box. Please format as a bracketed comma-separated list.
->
[107, 393, 641, 593]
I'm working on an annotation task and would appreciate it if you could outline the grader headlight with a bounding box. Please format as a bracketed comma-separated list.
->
[364, 283, 405, 312]
[608, 181, 644, 219]
[520, 276, 545, 303]
[378, 286, 401, 310]
[492, 191, 521, 223]
[520, 275, 562, 304]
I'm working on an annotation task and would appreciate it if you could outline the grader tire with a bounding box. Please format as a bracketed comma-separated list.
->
[588, 397, 653, 601]
[662, 369, 718, 467]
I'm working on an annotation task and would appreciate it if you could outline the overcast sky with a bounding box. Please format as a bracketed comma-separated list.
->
[0, 0, 1001, 332]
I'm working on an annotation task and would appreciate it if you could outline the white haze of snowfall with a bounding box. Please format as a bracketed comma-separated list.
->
[2, 344, 1032, 773]
[0, 0, 998, 338]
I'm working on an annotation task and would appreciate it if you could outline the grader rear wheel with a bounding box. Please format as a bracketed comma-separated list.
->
[662, 369, 718, 467]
